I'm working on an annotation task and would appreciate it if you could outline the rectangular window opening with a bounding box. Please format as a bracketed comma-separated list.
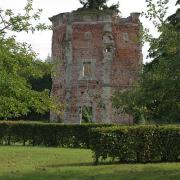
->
[83, 62, 92, 77]
[123, 32, 129, 42]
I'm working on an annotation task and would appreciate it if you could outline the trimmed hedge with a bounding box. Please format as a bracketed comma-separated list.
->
[1, 122, 179, 163]
[90, 125, 180, 164]
[0, 121, 113, 148]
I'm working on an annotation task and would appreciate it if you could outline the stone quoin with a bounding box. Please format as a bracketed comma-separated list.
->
[49, 10, 142, 124]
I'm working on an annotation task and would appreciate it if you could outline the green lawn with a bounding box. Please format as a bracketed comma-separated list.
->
[0, 146, 180, 180]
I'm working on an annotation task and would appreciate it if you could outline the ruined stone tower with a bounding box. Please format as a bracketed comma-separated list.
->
[50, 10, 142, 124]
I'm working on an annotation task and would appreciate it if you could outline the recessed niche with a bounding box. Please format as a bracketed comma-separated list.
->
[84, 32, 92, 41]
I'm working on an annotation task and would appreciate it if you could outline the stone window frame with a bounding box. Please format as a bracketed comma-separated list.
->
[84, 31, 92, 41]
[78, 103, 96, 124]
[122, 32, 129, 42]
[102, 32, 114, 44]
[104, 44, 114, 53]
[78, 59, 96, 81]
[83, 61, 92, 77]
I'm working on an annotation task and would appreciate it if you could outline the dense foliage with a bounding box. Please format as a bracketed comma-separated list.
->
[0, 0, 61, 119]
[90, 125, 180, 164]
[16, 73, 52, 121]
[0, 121, 113, 147]
[112, 0, 180, 124]
[0, 37, 53, 119]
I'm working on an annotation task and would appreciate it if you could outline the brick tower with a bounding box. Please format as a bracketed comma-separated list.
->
[50, 10, 142, 124]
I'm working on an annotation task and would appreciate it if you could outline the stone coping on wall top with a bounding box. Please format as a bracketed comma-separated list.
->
[49, 10, 140, 26]
[49, 9, 115, 21]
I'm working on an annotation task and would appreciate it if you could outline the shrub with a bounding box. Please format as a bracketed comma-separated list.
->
[0, 121, 113, 148]
[89, 125, 180, 164]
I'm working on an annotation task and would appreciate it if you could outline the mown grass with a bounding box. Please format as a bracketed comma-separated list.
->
[0, 146, 180, 180]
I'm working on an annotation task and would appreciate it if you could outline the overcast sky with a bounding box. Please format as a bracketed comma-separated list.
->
[0, 0, 178, 63]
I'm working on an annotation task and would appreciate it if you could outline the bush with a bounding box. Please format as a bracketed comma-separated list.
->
[0, 121, 113, 148]
[89, 125, 180, 164]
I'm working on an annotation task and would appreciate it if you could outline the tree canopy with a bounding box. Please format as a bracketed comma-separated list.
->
[0, 0, 61, 120]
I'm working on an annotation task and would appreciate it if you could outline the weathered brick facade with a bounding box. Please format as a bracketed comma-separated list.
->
[50, 10, 142, 124]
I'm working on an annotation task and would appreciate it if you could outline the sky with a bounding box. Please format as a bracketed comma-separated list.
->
[0, 0, 178, 63]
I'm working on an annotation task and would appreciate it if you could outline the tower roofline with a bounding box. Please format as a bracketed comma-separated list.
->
[49, 10, 140, 27]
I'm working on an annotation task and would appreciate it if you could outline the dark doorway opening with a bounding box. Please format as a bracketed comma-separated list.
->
[80, 106, 93, 123]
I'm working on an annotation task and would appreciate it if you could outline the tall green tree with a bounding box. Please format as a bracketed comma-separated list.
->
[0, 0, 61, 120]
[112, 0, 180, 124]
